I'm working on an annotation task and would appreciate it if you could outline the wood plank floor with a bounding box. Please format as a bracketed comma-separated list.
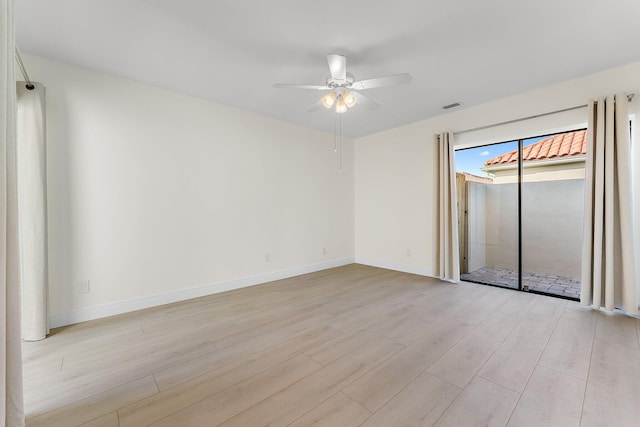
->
[22, 264, 640, 426]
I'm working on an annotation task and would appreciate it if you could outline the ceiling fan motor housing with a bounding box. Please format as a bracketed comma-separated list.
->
[326, 72, 355, 89]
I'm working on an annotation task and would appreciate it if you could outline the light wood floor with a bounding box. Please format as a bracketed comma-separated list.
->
[22, 264, 640, 426]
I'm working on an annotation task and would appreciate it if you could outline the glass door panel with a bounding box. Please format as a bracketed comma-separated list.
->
[521, 132, 585, 299]
[456, 141, 520, 290]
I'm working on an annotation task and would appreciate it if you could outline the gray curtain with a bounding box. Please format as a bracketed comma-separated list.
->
[17, 82, 48, 341]
[436, 132, 460, 282]
[581, 94, 638, 314]
[1, 0, 26, 424]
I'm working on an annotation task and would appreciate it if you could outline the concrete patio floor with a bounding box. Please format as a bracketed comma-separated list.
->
[460, 266, 581, 300]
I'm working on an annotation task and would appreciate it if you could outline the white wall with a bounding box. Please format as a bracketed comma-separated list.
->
[22, 54, 355, 326]
[483, 183, 518, 272]
[355, 61, 640, 288]
[522, 179, 584, 277]
[467, 182, 487, 272]
[467, 180, 584, 278]
[489, 161, 586, 184]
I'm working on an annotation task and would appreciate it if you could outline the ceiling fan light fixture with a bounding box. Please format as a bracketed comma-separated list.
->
[343, 91, 357, 108]
[321, 92, 337, 109]
[335, 95, 347, 113]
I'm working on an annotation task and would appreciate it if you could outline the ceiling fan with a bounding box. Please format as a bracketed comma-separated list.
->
[274, 54, 412, 113]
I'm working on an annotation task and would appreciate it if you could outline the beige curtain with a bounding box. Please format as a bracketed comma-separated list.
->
[581, 94, 638, 314]
[17, 82, 48, 341]
[436, 132, 460, 282]
[1, 0, 26, 425]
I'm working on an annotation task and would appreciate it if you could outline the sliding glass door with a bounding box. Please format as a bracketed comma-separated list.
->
[455, 130, 585, 300]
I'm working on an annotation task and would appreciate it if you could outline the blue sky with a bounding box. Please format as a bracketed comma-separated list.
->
[455, 136, 548, 177]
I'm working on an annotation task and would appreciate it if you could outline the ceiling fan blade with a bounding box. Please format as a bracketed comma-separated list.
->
[273, 83, 331, 90]
[307, 100, 323, 112]
[353, 91, 380, 110]
[327, 54, 346, 81]
[351, 73, 412, 90]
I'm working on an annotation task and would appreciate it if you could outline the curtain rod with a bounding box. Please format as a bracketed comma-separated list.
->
[14, 47, 35, 90]
[453, 93, 635, 136]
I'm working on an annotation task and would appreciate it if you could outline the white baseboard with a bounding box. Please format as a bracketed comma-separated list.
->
[49, 257, 355, 328]
[355, 257, 435, 278]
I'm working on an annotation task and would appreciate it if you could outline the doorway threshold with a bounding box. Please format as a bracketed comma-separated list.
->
[460, 266, 580, 301]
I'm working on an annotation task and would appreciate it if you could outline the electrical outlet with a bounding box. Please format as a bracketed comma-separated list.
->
[264, 253, 270, 262]
[322, 246, 327, 255]
[407, 249, 412, 257]
[78, 280, 90, 294]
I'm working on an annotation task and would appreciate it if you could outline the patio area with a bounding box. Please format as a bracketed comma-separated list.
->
[461, 266, 581, 300]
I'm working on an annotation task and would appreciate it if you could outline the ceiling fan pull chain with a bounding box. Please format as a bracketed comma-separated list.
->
[339, 112, 343, 173]
[334, 112, 338, 152]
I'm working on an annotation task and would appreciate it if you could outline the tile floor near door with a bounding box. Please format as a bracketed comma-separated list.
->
[22, 264, 640, 426]
[461, 266, 582, 299]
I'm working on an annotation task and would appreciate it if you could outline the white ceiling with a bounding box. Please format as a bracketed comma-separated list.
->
[15, 0, 640, 138]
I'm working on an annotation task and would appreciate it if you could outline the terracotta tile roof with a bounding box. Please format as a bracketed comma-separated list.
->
[484, 130, 587, 166]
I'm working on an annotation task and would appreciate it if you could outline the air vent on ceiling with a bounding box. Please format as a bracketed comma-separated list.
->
[442, 102, 461, 110]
